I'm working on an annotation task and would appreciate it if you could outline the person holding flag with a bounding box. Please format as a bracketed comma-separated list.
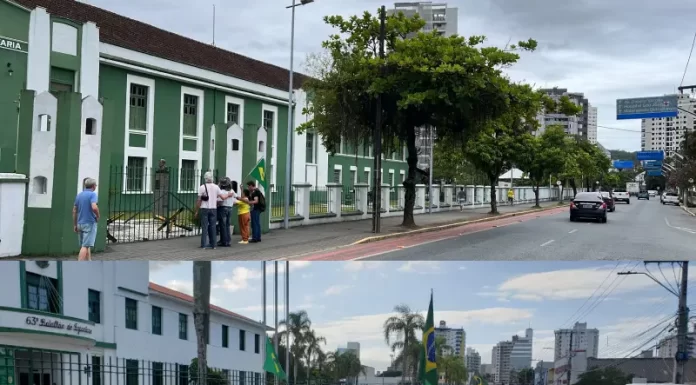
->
[420, 291, 438, 385]
[247, 158, 267, 243]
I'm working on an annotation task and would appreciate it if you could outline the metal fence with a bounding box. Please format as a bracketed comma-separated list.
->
[107, 166, 223, 244]
[0, 346, 271, 385]
[270, 186, 295, 219]
[341, 187, 358, 213]
[309, 187, 330, 216]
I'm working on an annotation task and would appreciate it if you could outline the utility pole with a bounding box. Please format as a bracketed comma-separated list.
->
[618, 261, 689, 384]
[372, 5, 386, 233]
[566, 331, 573, 385]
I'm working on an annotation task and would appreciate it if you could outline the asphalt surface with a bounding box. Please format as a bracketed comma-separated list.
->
[336, 198, 696, 260]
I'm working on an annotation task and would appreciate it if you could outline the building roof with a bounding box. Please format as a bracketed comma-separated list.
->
[148, 282, 270, 330]
[13, 0, 309, 92]
[587, 357, 696, 383]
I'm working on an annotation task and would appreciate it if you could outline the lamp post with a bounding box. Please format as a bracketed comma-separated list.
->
[556, 180, 563, 203]
[283, 0, 315, 230]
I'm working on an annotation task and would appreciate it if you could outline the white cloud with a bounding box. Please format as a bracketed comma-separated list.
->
[398, 261, 440, 273]
[312, 307, 534, 370]
[165, 280, 193, 295]
[459, 266, 467, 270]
[214, 266, 262, 292]
[343, 261, 385, 272]
[324, 285, 352, 296]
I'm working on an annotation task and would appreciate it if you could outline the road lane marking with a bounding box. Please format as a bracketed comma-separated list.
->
[569, 229, 578, 234]
[664, 218, 696, 234]
[540, 240, 555, 247]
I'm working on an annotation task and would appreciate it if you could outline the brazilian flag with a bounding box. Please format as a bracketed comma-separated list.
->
[263, 337, 287, 380]
[471, 375, 488, 385]
[419, 291, 437, 385]
[248, 158, 268, 191]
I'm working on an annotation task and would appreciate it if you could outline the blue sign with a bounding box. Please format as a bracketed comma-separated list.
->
[644, 160, 662, 169]
[613, 160, 634, 169]
[646, 170, 663, 176]
[616, 95, 679, 120]
[636, 151, 665, 161]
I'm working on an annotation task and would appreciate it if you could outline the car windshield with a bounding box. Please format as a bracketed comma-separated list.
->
[575, 193, 600, 201]
[601, 192, 611, 197]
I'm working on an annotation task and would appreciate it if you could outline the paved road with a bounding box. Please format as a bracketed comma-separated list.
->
[300, 199, 696, 260]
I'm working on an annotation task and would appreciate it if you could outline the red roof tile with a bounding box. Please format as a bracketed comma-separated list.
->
[13, 0, 308, 92]
[148, 282, 263, 327]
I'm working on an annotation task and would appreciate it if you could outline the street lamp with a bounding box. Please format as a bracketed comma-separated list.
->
[556, 180, 563, 203]
[283, 0, 315, 229]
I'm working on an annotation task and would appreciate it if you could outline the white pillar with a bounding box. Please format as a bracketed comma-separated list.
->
[0, 174, 27, 257]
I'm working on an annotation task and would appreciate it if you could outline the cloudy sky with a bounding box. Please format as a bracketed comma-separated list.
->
[149, 260, 692, 371]
[84, 0, 696, 151]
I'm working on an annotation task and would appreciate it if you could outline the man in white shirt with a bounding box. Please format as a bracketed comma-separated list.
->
[196, 172, 232, 249]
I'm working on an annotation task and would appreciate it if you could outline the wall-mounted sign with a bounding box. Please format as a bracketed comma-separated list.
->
[0, 36, 28, 53]
[25, 316, 93, 335]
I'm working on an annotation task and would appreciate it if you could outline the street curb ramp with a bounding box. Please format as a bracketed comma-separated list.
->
[351, 204, 565, 245]
[681, 204, 696, 217]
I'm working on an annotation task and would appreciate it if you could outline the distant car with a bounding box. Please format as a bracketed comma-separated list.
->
[637, 191, 650, 200]
[600, 191, 616, 212]
[570, 192, 608, 223]
[613, 189, 630, 204]
[648, 190, 658, 197]
[660, 192, 665, 203]
[663, 192, 679, 206]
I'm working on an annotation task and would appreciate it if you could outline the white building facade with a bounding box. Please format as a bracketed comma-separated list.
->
[554, 322, 599, 361]
[509, 328, 533, 370]
[641, 93, 696, 158]
[587, 106, 598, 144]
[465, 348, 481, 374]
[0, 261, 269, 385]
[435, 321, 466, 359]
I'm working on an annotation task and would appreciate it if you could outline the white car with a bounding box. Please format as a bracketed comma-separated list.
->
[648, 190, 658, 197]
[613, 190, 630, 204]
[663, 192, 679, 205]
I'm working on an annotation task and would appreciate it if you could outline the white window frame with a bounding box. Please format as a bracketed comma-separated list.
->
[389, 169, 395, 188]
[364, 166, 371, 186]
[261, 104, 279, 187]
[400, 170, 406, 183]
[226, 96, 245, 127]
[123, 74, 155, 194]
[333, 164, 343, 184]
[350, 165, 358, 185]
[305, 131, 317, 165]
[179, 86, 205, 193]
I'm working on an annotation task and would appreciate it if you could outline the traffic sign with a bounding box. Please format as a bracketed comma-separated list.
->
[636, 151, 665, 161]
[616, 95, 678, 120]
[646, 170, 663, 176]
[644, 160, 662, 169]
[612, 160, 634, 169]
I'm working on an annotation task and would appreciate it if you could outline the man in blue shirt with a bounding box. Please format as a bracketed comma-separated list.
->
[73, 177, 100, 261]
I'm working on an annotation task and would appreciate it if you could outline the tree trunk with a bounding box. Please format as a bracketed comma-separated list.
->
[193, 262, 211, 384]
[489, 176, 498, 214]
[401, 335, 409, 385]
[534, 183, 540, 208]
[569, 178, 577, 196]
[401, 126, 419, 228]
[294, 361, 298, 385]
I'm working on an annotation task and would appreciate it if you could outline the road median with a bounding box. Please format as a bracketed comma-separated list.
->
[351, 204, 565, 245]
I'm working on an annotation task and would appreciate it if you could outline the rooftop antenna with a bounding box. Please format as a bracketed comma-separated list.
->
[212, 4, 216, 47]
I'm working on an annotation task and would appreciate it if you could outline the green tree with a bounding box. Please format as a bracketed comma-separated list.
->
[575, 367, 633, 385]
[517, 126, 569, 207]
[279, 310, 313, 385]
[438, 355, 467, 385]
[189, 358, 227, 385]
[304, 329, 326, 385]
[432, 142, 486, 185]
[300, 9, 537, 228]
[514, 368, 535, 385]
[383, 304, 425, 385]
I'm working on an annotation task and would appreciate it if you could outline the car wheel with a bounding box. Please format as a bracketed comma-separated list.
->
[570, 216, 575, 222]
[627, 200, 630, 204]
[602, 216, 607, 223]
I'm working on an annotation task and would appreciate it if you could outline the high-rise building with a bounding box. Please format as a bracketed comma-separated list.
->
[587, 106, 598, 144]
[493, 340, 513, 385]
[435, 320, 466, 359]
[493, 329, 533, 385]
[466, 347, 481, 374]
[389, 2, 458, 170]
[656, 331, 696, 358]
[337, 342, 361, 359]
[640, 93, 696, 158]
[537, 88, 590, 140]
[554, 322, 599, 361]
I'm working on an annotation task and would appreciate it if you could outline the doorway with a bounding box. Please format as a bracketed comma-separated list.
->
[1, 346, 81, 385]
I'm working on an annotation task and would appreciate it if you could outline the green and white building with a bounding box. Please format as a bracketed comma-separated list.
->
[0, 0, 408, 256]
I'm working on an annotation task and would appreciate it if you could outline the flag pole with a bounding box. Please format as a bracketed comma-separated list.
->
[274, 261, 279, 385]
[262, 262, 267, 326]
[285, 261, 290, 385]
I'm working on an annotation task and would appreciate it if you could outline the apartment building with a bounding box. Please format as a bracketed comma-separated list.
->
[587, 106, 598, 144]
[537, 88, 590, 140]
[640, 93, 696, 158]
[554, 322, 599, 362]
[435, 320, 466, 359]
[466, 347, 481, 374]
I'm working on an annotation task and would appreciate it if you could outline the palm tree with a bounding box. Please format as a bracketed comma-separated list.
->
[438, 355, 467, 385]
[280, 310, 312, 385]
[304, 329, 326, 385]
[383, 304, 425, 385]
[192, 262, 212, 382]
[328, 351, 364, 385]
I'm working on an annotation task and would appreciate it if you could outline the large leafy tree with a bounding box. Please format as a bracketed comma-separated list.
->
[517, 126, 569, 207]
[280, 310, 313, 385]
[575, 367, 633, 385]
[300, 9, 537, 228]
[383, 304, 425, 385]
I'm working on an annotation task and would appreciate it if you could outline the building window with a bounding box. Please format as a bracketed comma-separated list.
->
[388, 172, 394, 187]
[240, 371, 246, 385]
[129, 84, 148, 131]
[125, 359, 138, 385]
[151, 306, 162, 335]
[263, 110, 274, 130]
[49, 67, 74, 94]
[177, 365, 189, 385]
[222, 325, 229, 348]
[333, 169, 341, 184]
[152, 362, 163, 385]
[92, 356, 102, 385]
[180, 160, 196, 192]
[231, 139, 240, 151]
[183, 94, 199, 137]
[254, 373, 261, 385]
[350, 170, 357, 186]
[255, 334, 260, 354]
[179, 313, 188, 340]
[239, 329, 246, 351]
[126, 156, 146, 192]
[25, 272, 60, 314]
[306, 133, 315, 163]
[88, 289, 101, 323]
[227, 103, 240, 125]
[125, 298, 137, 330]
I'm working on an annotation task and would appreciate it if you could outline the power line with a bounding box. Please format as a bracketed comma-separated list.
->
[596, 124, 641, 133]
[680, 31, 696, 88]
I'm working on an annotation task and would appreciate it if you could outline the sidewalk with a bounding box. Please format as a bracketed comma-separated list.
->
[38, 201, 562, 261]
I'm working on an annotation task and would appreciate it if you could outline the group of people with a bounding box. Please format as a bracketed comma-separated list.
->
[195, 172, 266, 249]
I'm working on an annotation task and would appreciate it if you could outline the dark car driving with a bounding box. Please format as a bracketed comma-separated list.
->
[570, 192, 608, 223]
[637, 191, 650, 200]
[600, 191, 616, 212]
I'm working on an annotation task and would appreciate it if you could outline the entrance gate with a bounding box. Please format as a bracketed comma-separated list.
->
[0, 346, 82, 385]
